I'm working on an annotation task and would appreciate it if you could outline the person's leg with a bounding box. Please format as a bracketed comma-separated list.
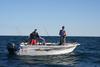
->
[31, 39, 33, 45]
[34, 40, 37, 45]
[59, 36, 63, 45]
[62, 37, 64, 45]
[31, 39, 36, 45]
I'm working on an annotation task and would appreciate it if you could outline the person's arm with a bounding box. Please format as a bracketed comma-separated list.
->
[37, 33, 40, 38]
[59, 30, 61, 36]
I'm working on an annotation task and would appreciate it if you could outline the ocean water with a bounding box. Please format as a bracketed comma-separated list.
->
[0, 36, 100, 67]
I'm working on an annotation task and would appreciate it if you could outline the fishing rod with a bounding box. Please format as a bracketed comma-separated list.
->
[42, 25, 50, 36]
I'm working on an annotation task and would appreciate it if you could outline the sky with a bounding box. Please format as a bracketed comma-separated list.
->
[0, 0, 100, 36]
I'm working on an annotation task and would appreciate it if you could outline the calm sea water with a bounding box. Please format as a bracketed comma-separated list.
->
[0, 36, 100, 67]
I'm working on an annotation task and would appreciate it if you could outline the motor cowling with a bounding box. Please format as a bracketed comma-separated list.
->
[7, 43, 17, 54]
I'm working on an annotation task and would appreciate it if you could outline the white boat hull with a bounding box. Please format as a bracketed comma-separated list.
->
[16, 43, 79, 56]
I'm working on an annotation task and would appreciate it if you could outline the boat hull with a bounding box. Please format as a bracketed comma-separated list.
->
[16, 43, 79, 56]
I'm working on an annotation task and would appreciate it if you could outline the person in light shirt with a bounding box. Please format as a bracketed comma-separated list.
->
[59, 26, 66, 45]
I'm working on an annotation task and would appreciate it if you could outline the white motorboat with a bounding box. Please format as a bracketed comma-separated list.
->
[14, 43, 79, 56]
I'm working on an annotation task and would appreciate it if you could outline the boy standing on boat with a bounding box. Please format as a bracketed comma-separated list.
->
[59, 26, 66, 45]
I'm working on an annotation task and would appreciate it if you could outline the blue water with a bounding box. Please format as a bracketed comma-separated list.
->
[0, 36, 100, 67]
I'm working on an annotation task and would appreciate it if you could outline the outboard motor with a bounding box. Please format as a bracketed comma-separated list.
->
[7, 43, 17, 55]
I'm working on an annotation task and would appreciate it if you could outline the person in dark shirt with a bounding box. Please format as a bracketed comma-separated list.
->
[30, 29, 39, 45]
[59, 26, 66, 45]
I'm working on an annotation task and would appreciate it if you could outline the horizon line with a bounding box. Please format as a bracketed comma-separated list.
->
[0, 35, 100, 37]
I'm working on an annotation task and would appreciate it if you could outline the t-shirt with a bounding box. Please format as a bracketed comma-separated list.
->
[59, 30, 66, 37]
[30, 32, 39, 39]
